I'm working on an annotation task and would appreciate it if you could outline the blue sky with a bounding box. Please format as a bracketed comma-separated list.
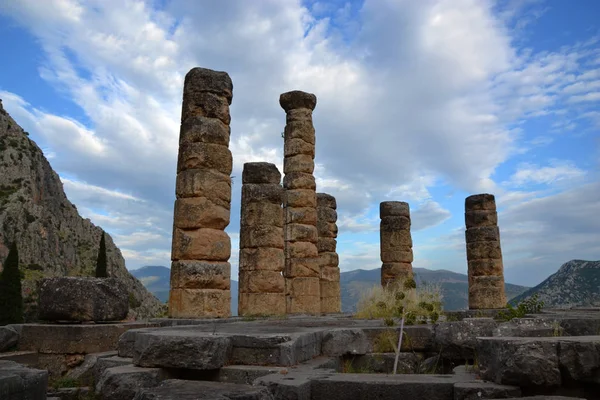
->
[0, 0, 598, 287]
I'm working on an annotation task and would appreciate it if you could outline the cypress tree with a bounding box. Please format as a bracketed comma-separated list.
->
[0, 242, 23, 325]
[95, 232, 108, 278]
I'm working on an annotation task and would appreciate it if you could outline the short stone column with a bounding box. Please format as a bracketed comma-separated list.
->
[169, 67, 233, 318]
[280, 90, 320, 314]
[380, 201, 414, 287]
[317, 193, 341, 313]
[238, 162, 285, 316]
[465, 194, 506, 309]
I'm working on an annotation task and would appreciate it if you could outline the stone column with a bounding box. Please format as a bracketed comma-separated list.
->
[380, 201, 414, 287]
[465, 194, 506, 309]
[317, 193, 341, 313]
[280, 90, 320, 314]
[238, 162, 285, 316]
[169, 67, 233, 318]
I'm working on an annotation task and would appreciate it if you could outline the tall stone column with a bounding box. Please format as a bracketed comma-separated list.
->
[280, 90, 320, 314]
[380, 201, 414, 287]
[317, 193, 341, 313]
[169, 67, 233, 318]
[238, 162, 285, 316]
[465, 194, 506, 309]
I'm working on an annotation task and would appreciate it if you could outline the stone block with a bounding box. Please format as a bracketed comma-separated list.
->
[319, 252, 339, 268]
[239, 248, 284, 272]
[380, 216, 411, 231]
[381, 249, 413, 263]
[381, 262, 413, 285]
[380, 230, 413, 250]
[317, 238, 337, 253]
[321, 266, 340, 281]
[170, 260, 230, 290]
[464, 210, 498, 228]
[38, 277, 128, 322]
[242, 184, 282, 204]
[134, 379, 271, 400]
[96, 365, 167, 400]
[285, 223, 318, 243]
[284, 154, 315, 174]
[173, 197, 229, 230]
[241, 202, 284, 228]
[239, 225, 284, 249]
[468, 259, 504, 277]
[380, 201, 410, 218]
[322, 329, 370, 356]
[171, 228, 230, 261]
[177, 142, 232, 175]
[453, 381, 521, 400]
[286, 277, 320, 297]
[242, 162, 281, 184]
[316, 221, 338, 238]
[168, 289, 231, 318]
[285, 242, 318, 258]
[320, 297, 341, 314]
[66, 350, 117, 386]
[469, 276, 506, 309]
[465, 226, 500, 243]
[283, 121, 316, 145]
[317, 193, 337, 209]
[94, 355, 134, 386]
[434, 318, 497, 359]
[317, 207, 337, 224]
[284, 137, 316, 158]
[286, 207, 318, 225]
[285, 189, 317, 208]
[280, 90, 317, 112]
[181, 91, 231, 124]
[183, 67, 233, 103]
[175, 169, 231, 208]
[0, 360, 48, 400]
[320, 281, 340, 299]
[217, 365, 287, 385]
[285, 258, 320, 278]
[179, 116, 230, 146]
[283, 172, 316, 190]
[238, 293, 286, 316]
[285, 108, 314, 123]
[287, 295, 321, 314]
[558, 337, 600, 384]
[0, 326, 18, 352]
[465, 193, 496, 211]
[240, 270, 285, 293]
[466, 241, 502, 260]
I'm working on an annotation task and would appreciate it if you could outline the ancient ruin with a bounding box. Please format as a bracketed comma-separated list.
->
[238, 162, 286, 316]
[317, 193, 341, 313]
[464, 194, 506, 309]
[169, 67, 234, 318]
[280, 90, 321, 314]
[380, 201, 414, 287]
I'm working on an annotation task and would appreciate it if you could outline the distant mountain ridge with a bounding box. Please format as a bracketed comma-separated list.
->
[132, 265, 529, 314]
[511, 260, 600, 307]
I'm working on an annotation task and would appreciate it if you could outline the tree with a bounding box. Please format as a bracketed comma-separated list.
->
[95, 232, 108, 278]
[0, 242, 24, 325]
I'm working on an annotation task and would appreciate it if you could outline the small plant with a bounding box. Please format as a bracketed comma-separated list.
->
[49, 376, 80, 389]
[0, 242, 24, 325]
[373, 330, 398, 353]
[95, 232, 108, 278]
[383, 317, 395, 327]
[498, 294, 545, 321]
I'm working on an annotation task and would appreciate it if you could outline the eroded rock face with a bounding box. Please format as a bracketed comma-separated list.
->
[0, 99, 164, 321]
[38, 277, 129, 322]
[169, 68, 234, 318]
[317, 193, 340, 313]
[0, 326, 18, 352]
[379, 201, 413, 287]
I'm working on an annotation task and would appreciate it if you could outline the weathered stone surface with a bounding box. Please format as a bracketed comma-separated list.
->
[38, 277, 128, 322]
[133, 379, 272, 400]
[465, 193, 496, 211]
[465, 226, 500, 243]
[286, 294, 321, 314]
[238, 293, 286, 316]
[317, 238, 337, 253]
[380, 206, 415, 288]
[283, 172, 316, 190]
[239, 248, 284, 272]
[175, 169, 231, 207]
[177, 143, 232, 174]
[434, 318, 497, 359]
[181, 91, 231, 124]
[320, 281, 340, 299]
[468, 259, 504, 277]
[286, 207, 318, 225]
[285, 258, 320, 278]
[453, 381, 521, 400]
[557, 337, 600, 384]
[284, 122, 316, 145]
[171, 228, 231, 261]
[285, 189, 317, 208]
[284, 137, 316, 158]
[93, 355, 133, 385]
[240, 270, 285, 293]
[242, 162, 281, 184]
[322, 329, 370, 356]
[286, 277, 320, 297]
[349, 352, 423, 374]
[284, 154, 315, 174]
[466, 241, 502, 260]
[179, 116, 230, 146]
[65, 350, 117, 386]
[317, 207, 337, 224]
[183, 67, 233, 104]
[286, 223, 318, 243]
[321, 296, 342, 314]
[380, 201, 410, 218]
[173, 197, 229, 230]
[170, 261, 230, 290]
[464, 210, 498, 228]
[321, 266, 340, 282]
[494, 318, 563, 338]
[381, 262, 413, 286]
[316, 221, 338, 238]
[468, 276, 506, 309]
[133, 331, 232, 369]
[168, 289, 231, 318]
[0, 360, 48, 400]
[280, 91, 317, 112]
[317, 193, 337, 209]
[0, 327, 18, 352]
[285, 242, 318, 259]
[380, 249, 414, 263]
[96, 365, 167, 400]
[242, 184, 282, 204]
[380, 230, 413, 249]
[380, 216, 411, 231]
[239, 225, 284, 249]
[319, 252, 339, 268]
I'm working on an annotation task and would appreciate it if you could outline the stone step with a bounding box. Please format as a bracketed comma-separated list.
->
[132, 379, 271, 399]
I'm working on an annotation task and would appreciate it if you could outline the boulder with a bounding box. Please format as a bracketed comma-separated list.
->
[96, 365, 168, 400]
[0, 326, 18, 352]
[38, 277, 129, 322]
[0, 360, 48, 400]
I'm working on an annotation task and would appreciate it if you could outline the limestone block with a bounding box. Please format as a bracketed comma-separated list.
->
[465, 193, 496, 211]
[316, 221, 338, 238]
[381, 249, 413, 263]
[283, 172, 316, 190]
[279, 90, 317, 112]
[287, 277, 320, 297]
[241, 202, 284, 228]
[317, 207, 337, 224]
[239, 248, 284, 272]
[320, 281, 340, 298]
[168, 289, 231, 318]
[170, 261, 230, 290]
[468, 276, 506, 309]
[242, 162, 281, 184]
[433, 318, 497, 359]
[241, 184, 282, 204]
[175, 169, 231, 209]
[468, 259, 504, 277]
[134, 380, 271, 400]
[466, 240, 502, 260]
[285, 241, 318, 258]
[465, 226, 500, 243]
[285, 207, 318, 225]
[321, 329, 369, 356]
[321, 297, 342, 314]
[317, 193, 337, 209]
[0, 326, 18, 352]
[317, 238, 337, 253]
[179, 116, 230, 146]
[240, 270, 285, 293]
[183, 67, 233, 104]
[171, 228, 231, 261]
[287, 295, 321, 314]
[285, 223, 318, 243]
[464, 210, 498, 228]
[285, 189, 317, 208]
[318, 252, 339, 268]
[238, 293, 286, 316]
[284, 138, 316, 158]
[173, 197, 229, 230]
[321, 266, 340, 282]
[96, 365, 166, 400]
[239, 225, 284, 249]
[285, 108, 314, 123]
[177, 143, 232, 175]
[380, 201, 410, 218]
[380, 230, 413, 250]
[285, 258, 320, 278]
[284, 154, 315, 174]
[283, 121, 316, 144]
[0, 360, 48, 400]
[381, 263, 413, 285]
[380, 216, 411, 232]
[181, 91, 231, 124]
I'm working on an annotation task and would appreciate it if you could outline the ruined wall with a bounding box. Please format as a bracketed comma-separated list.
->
[380, 201, 414, 287]
[465, 194, 506, 309]
[238, 162, 285, 316]
[317, 193, 341, 313]
[280, 90, 320, 314]
[169, 67, 233, 318]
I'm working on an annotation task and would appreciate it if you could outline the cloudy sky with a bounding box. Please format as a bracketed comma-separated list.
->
[0, 0, 598, 287]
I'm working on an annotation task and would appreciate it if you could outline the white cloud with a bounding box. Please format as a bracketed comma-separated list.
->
[507, 161, 586, 187]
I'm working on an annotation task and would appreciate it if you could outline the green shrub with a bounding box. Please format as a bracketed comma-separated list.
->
[0, 243, 24, 325]
[95, 232, 108, 278]
[498, 294, 544, 321]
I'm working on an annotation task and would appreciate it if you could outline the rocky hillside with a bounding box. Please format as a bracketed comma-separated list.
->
[511, 259, 600, 308]
[0, 99, 165, 320]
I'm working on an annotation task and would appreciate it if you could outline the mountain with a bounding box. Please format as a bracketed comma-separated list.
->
[0, 99, 165, 320]
[133, 265, 529, 314]
[511, 260, 600, 308]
